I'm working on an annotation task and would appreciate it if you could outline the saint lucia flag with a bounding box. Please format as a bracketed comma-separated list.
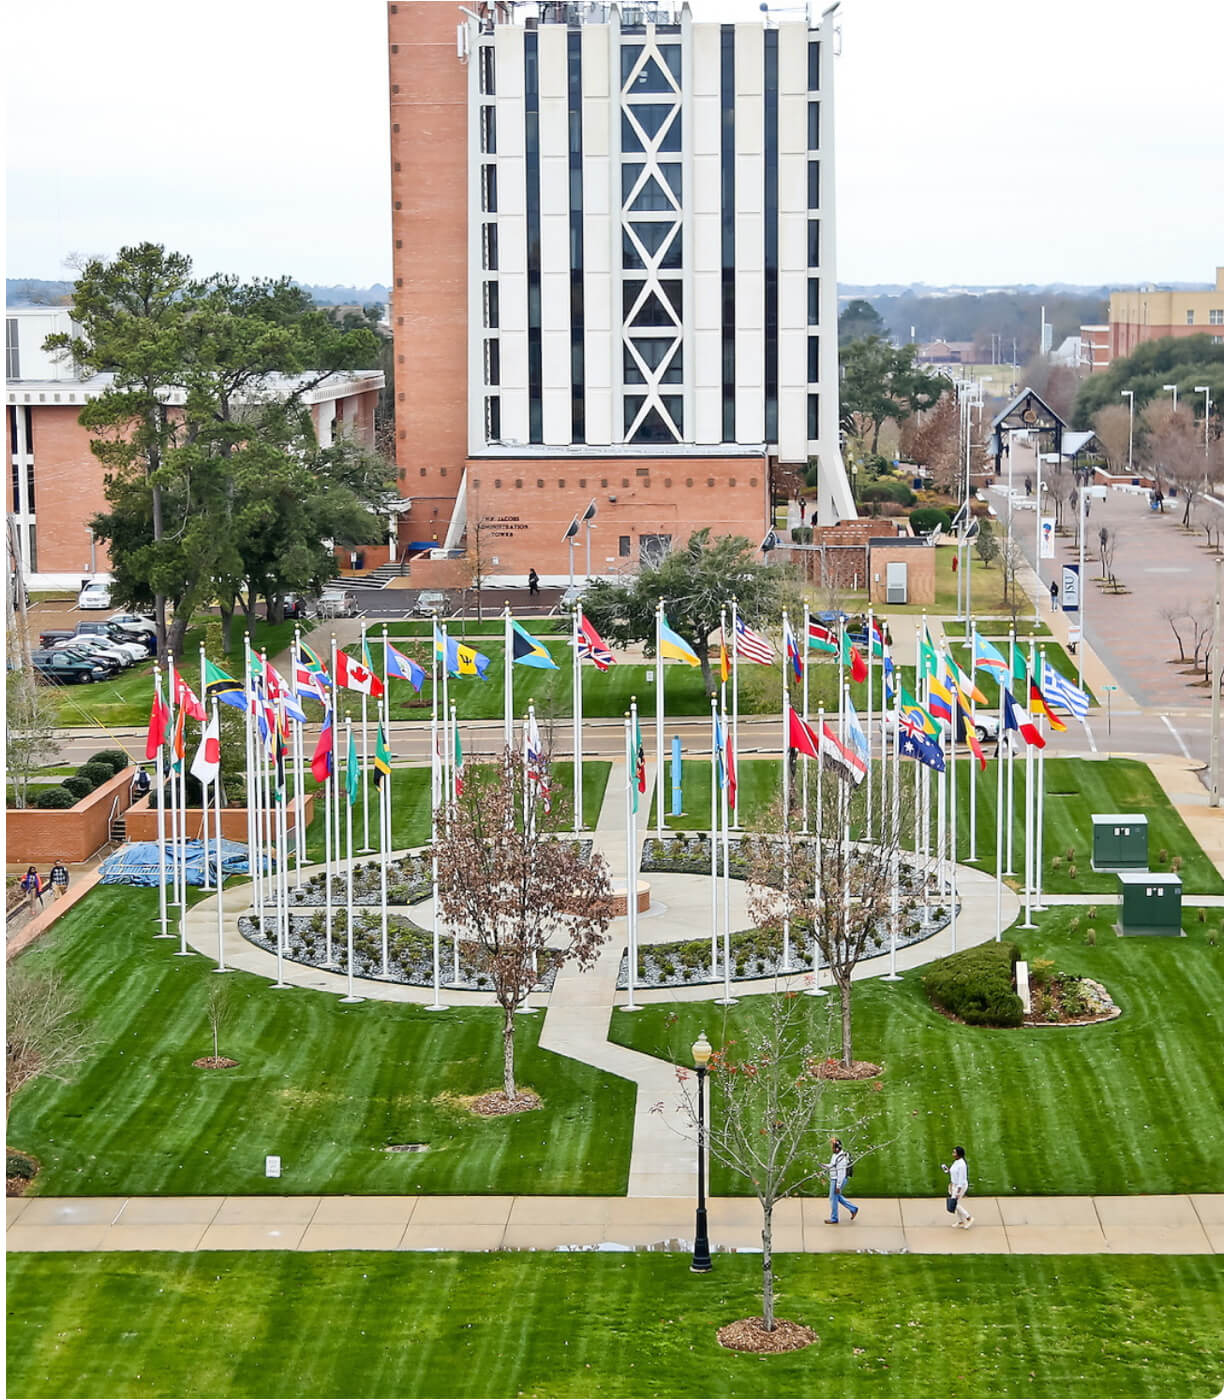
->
[511, 620, 559, 670]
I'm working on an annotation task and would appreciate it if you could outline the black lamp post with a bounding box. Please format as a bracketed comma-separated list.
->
[691, 1030, 713, 1273]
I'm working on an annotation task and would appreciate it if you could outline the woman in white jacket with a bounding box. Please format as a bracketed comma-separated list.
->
[942, 1145, 974, 1228]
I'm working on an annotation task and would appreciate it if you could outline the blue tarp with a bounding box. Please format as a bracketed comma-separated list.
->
[98, 839, 263, 887]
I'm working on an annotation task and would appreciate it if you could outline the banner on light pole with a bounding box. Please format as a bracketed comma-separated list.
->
[1062, 563, 1080, 613]
[1040, 516, 1056, 559]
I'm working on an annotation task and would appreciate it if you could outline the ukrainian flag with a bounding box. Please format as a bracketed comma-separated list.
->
[658, 615, 700, 666]
[511, 620, 559, 670]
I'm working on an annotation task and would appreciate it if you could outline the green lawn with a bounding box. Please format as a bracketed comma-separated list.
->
[7, 1253, 1221, 1399]
[942, 619, 1053, 638]
[870, 544, 1014, 616]
[648, 758, 783, 831]
[952, 756, 1224, 894]
[380, 617, 569, 638]
[6, 886, 633, 1197]
[610, 904, 1224, 1198]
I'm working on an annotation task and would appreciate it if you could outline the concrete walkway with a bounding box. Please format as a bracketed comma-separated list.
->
[8, 1191, 1221, 1256]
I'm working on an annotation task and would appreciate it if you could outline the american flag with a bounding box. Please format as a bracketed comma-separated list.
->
[577, 615, 614, 671]
[733, 617, 775, 665]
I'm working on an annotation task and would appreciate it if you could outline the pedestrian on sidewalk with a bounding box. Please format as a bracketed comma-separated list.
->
[48, 858, 70, 901]
[528, 568, 540, 598]
[20, 866, 46, 913]
[1049, 579, 1060, 612]
[824, 1137, 858, 1224]
[1025, 476, 1033, 497]
[942, 1146, 973, 1228]
[798, 497, 807, 525]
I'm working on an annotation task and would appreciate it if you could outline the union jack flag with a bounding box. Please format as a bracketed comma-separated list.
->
[577, 615, 614, 671]
[733, 617, 774, 665]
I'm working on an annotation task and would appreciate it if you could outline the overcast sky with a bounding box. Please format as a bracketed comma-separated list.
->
[6, 0, 1221, 290]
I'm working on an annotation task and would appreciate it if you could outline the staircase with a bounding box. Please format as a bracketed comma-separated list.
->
[324, 563, 403, 593]
[108, 816, 127, 844]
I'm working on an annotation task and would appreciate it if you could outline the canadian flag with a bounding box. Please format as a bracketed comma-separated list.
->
[190, 715, 222, 785]
[335, 648, 385, 697]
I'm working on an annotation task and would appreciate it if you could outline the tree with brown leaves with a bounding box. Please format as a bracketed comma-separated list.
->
[432, 751, 614, 1102]
[6, 967, 93, 1121]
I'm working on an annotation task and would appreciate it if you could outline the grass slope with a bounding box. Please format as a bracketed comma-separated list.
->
[7, 1252, 1221, 1400]
[610, 905, 1224, 1197]
[648, 758, 783, 831]
[6, 887, 633, 1197]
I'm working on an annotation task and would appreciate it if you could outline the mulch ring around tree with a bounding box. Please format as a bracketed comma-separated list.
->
[806, 1057, 883, 1081]
[192, 1056, 240, 1070]
[717, 1318, 818, 1354]
[7, 1148, 40, 1197]
[467, 1089, 543, 1117]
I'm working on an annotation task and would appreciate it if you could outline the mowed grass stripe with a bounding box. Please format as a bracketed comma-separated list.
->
[8, 887, 633, 1197]
[6, 1253, 1222, 1399]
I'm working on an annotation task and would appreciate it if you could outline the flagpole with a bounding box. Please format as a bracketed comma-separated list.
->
[293, 625, 306, 885]
[718, 693, 735, 1007]
[381, 628, 394, 862]
[360, 636, 372, 853]
[655, 600, 664, 841]
[1021, 645, 1036, 930]
[621, 708, 639, 1013]
[340, 718, 363, 1003]
[709, 692, 719, 978]
[1005, 627, 1017, 876]
[198, 642, 211, 891]
[276, 730, 291, 983]
[730, 597, 741, 830]
[994, 663, 1006, 942]
[166, 654, 181, 910]
[270, 696, 290, 989]
[203, 698, 230, 973]
[441, 623, 453, 797]
[1034, 644, 1048, 913]
[865, 606, 875, 841]
[427, 633, 446, 1011]
[573, 604, 583, 832]
[884, 687, 902, 981]
[242, 639, 259, 929]
[378, 700, 390, 976]
[152, 666, 173, 941]
[968, 621, 979, 862]
[948, 667, 959, 955]
[324, 711, 335, 968]
[801, 602, 810, 834]
[503, 602, 513, 751]
[259, 649, 282, 974]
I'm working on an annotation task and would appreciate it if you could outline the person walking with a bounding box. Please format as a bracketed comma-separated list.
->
[132, 767, 151, 801]
[20, 866, 46, 913]
[1049, 579, 1059, 612]
[48, 858, 70, 902]
[824, 1137, 858, 1224]
[527, 568, 540, 598]
[942, 1145, 973, 1228]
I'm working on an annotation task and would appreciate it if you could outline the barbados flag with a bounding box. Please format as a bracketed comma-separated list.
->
[658, 615, 700, 666]
[511, 620, 559, 670]
[435, 626, 490, 680]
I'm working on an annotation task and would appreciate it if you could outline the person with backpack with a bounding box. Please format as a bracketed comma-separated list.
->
[20, 866, 46, 912]
[824, 1137, 858, 1223]
[942, 1145, 974, 1228]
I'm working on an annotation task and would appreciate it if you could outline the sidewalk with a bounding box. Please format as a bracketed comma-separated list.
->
[8, 1191, 1220, 1256]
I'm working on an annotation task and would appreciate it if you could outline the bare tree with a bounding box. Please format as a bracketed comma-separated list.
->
[1092, 404, 1132, 473]
[1190, 606, 1214, 677]
[1043, 464, 1075, 532]
[900, 392, 961, 493]
[999, 534, 1026, 623]
[1161, 602, 1192, 662]
[1097, 526, 1119, 589]
[6, 672, 57, 811]
[460, 515, 494, 621]
[432, 752, 613, 1101]
[205, 982, 232, 1064]
[670, 995, 882, 1339]
[6, 968, 93, 1120]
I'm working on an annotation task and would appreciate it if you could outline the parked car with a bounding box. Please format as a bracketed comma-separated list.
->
[281, 593, 307, 621]
[410, 590, 448, 618]
[73, 632, 145, 667]
[57, 637, 126, 676]
[30, 648, 108, 685]
[557, 584, 587, 612]
[109, 611, 157, 639]
[38, 628, 77, 650]
[78, 581, 112, 609]
[315, 589, 359, 619]
[75, 621, 151, 659]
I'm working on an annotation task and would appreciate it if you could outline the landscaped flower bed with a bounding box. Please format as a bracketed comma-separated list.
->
[237, 909, 561, 992]
[285, 855, 432, 907]
[1024, 962, 1120, 1026]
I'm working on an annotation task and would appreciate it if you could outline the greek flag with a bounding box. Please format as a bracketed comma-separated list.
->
[1039, 659, 1090, 721]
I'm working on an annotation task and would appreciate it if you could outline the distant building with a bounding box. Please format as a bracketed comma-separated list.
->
[1098, 266, 1224, 369]
[916, 339, 978, 365]
[1079, 323, 1110, 374]
[5, 306, 384, 588]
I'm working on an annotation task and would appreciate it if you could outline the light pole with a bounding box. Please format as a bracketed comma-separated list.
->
[690, 1030, 713, 1274]
[1194, 386, 1213, 459]
[1121, 390, 1135, 476]
[1163, 383, 1179, 414]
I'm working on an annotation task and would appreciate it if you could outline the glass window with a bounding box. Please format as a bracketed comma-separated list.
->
[625, 342, 682, 383]
[483, 281, 499, 329]
[807, 278, 820, 326]
[480, 105, 497, 153]
[481, 164, 498, 213]
[807, 394, 819, 440]
[807, 161, 819, 209]
[1186, 309, 1195, 325]
[485, 396, 501, 441]
[482, 223, 499, 271]
[807, 220, 819, 268]
[807, 336, 819, 383]
[807, 102, 819, 150]
[479, 45, 495, 95]
[5, 319, 18, 380]
[619, 535, 632, 558]
[1210, 309, 1224, 325]
[629, 406, 678, 443]
[808, 41, 820, 90]
[484, 339, 500, 386]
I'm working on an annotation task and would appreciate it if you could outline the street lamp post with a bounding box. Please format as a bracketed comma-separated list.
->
[691, 1030, 713, 1274]
[1194, 387, 1213, 459]
[1121, 390, 1135, 475]
[1163, 383, 1179, 414]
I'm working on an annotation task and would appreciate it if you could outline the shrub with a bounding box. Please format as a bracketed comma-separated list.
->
[61, 775, 94, 800]
[1065, 846, 1076, 862]
[1068, 916, 1080, 933]
[1171, 855, 1183, 873]
[1197, 907, 1208, 924]
[909, 506, 952, 536]
[34, 787, 77, 809]
[922, 941, 1023, 1027]
[6, 1153, 36, 1181]
[78, 762, 114, 789]
[790, 526, 813, 544]
[1087, 905, 1098, 920]
[1067, 864, 1078, 880]
[88, 750, 129, 773]
[1051, 856, 1062, 870]
[1158, 847, 1169, 865]
[1029, 957, 1055, 989]
[1085, 928, 1097, 946]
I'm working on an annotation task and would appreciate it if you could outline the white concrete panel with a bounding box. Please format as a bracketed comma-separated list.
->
[777, 21, 808, 94]
[540, 155, 570, 219]
[495, 26, 524, 99]
[737, 378, 764, 442]
[694, 386, 721, 445]
[581, 24, 609, 97]
[779, 93, 807, 155]
[501, 387, 530, 445]
[736, 211, 763, 272]
[779, 327, 807, 391]
[778, 151, 807, 215]
[539, 99, 569, 158]
[496, 97, 524, 159]
[694, 325, 721, 388]
[734, 96, 763, 157]
[779, 268, 808, 334]
[692, 95, 720, 155]
[499, 274, 528, 335]
[498, 156, 525, 218]
[583, 212, 610, 277]
[734, 23, 763, 96]
[779, 207, 807, 274]
[692, 151, 719, 220]
[691, 22, 720, 96]
[499, 219, 527, 278]
[542, 385, 570, 446]
[583, 99, 610, 158]
[582, 153, 609, 217]
[735, 153, 762, 213]
[777, 384, 806, 463]
[736, 323, 764, 388]
[498, 330, 529, 391]
[541, 266, 570, 337]
[692, 269, 721, 334]
[538, 23, 567, 97]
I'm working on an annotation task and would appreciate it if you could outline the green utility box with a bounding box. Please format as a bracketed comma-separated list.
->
[1116, 871, 1182, 937]
[1091, 813, 1149, 871]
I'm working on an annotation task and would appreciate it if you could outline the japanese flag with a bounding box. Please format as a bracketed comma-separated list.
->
[190, 715, 222, 785]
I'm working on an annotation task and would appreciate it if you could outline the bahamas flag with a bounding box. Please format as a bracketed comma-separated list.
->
[658, 614, 700, 666]
[511, 620, 559, 670]
[204, 660, 247, 713]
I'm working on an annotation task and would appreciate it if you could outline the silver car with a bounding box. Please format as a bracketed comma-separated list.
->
[316, 589, 359, 619]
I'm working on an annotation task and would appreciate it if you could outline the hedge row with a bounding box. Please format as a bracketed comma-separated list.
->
[31, 750, 130, 810]
[922, 940, 1023, 1027]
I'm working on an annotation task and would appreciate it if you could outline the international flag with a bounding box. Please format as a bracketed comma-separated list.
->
[898, 684, 939, 737]
[173, 674, 206, 722]
[1029, 678, 1068, 732]
[919, 627, 940, 682]
[928, 670, 957, 726]
[345, 727, 360, 806]
[145, 678, 170, 759]
[296, 643, 331, 699]
[715, 713, 738, 807]
[1039, 659, 1090, 721]
[733, 617, 774, 665]
[204, 660, 247, 712]
[189, 714, 221, 786]
[251, 655, 307, 723]
[957, 696, 988, 771]
[972, 633, 1008, 674]
[882, 653, 897, 700]
[454, 724, 465, 796]
[819, 721, 866, 786]
[577, 615, 614, 670]
[171, 705, 187, 773]
[335, 647, 384, 697]
[525, 713, 551, 814]
[897, 720, 946, 772]
[385, 641, 427, 692]
[633, 713, 646, 809]
[511, 620, 559, 670]
[718, 626, 730, 685]
[865, 616, 887, 658]
[787, 707, 821, 759]
[1002, 688, 1046, 749]
[436, 628, 491, 680]
[950, 656, 987, 706]
[1011, 645, 1028, 689]
[784, 618, 803, 681]
[845, 696, 870, 765]
[373, 723, 392, 790]
[807, 619, 838, 654]
[841, 634, 868, 684]
[658, 615, 700, 667]
[311, 709, 334, 783]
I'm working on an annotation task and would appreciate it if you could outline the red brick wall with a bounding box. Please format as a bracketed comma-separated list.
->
[124, 791, 313, 843]
[28, 406, 111, 575]
[389, 2, 470, 546]
[6, 766, 136, 865]
[868, 545, 936, 606]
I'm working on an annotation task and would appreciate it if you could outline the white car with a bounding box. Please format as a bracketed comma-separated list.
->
[70, 634, 144, 667]
[109, 611, 157, 638]
[78, 582, 112, 609]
